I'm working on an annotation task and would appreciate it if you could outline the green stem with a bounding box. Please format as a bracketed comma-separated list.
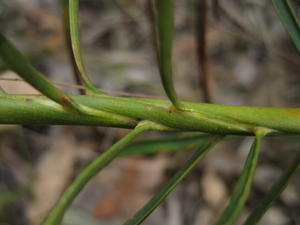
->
[286, 0, 300, 28]
[1, 95, 300, 135]
[243, 150, 300, 225]
[41, 121, 167, 225]
[272, 0, 300, 52]
[69, 0, 105, 95]
[153, 0, 181, 109]
[0, 33, 80, 113]
[123, 135, 224, 225]
[60, 0, 85, 95]
[214, 129, 268, 225]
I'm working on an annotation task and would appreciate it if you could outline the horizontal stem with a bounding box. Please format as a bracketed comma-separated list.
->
[1, 94, 300, 135]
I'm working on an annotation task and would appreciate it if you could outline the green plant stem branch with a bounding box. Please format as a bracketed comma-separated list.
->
[123, 135, 224, 225]
[1, 94, 300, 135]
[0, 33, 81, 113]
[272, 0, 300, 51]
[41, 121, 167, 225]
[214, 129, 268, 225]
[69, 0, 105, 95]
[60, 0, 85, 95]
[153, 0, 181, 109]
[286, 0, 300, 26]
[243, 150, 300, 225]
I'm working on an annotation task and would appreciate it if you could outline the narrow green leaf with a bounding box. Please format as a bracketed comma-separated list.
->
[41, 121, 167, 225]
[0, 32, 81, 113]
[69, 0, 105, 95]
[286, 0, 300, 28]
[272, 0, 300, 52]
[60, 0, 85, 94]
[214, 131, 267, 225]
[120, 133, 209, 156]
[153, 0, 181, 109]
[243, 150, 300, 225]
[122, 135, 224, 225]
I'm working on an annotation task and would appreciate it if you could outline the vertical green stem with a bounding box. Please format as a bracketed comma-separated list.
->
[214, 129, 268, 225]
[60, 0, 85, 95]
[69, 0, 105, 95]
[153, 0, 181, 109]
[41, 121, 168, 225]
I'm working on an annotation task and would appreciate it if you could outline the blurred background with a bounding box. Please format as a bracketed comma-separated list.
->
[0, 0, 299, 224]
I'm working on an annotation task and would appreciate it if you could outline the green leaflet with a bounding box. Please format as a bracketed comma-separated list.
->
[214, 130, 267, 225]
[272, 0, 300, 52]
[122, 135, 224, 225]
[243, 150, 300, 225]
[41, 121, 167, 225]
[120, 133, 209, 156]
[69, 0, 105, 95]
[153, 0, 181, 109]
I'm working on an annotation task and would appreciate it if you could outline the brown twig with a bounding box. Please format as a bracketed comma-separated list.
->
[195, 0, 213, 103]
